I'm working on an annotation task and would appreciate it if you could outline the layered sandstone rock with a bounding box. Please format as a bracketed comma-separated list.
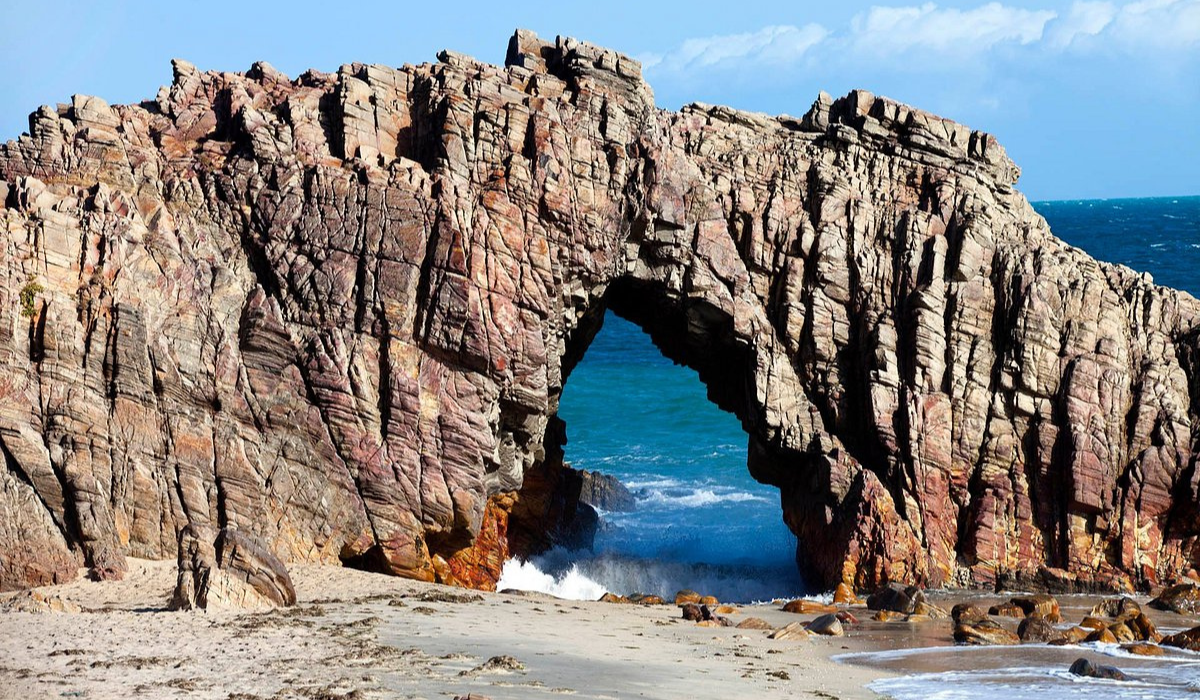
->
[0, 29, 1198, 594]
[171, 525, 296, 610]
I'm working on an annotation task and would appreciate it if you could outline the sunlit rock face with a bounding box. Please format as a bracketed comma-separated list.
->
[1, 29, 1198, 594]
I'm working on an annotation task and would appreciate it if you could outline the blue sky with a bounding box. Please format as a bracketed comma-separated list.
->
[2, 1, 1197, 200]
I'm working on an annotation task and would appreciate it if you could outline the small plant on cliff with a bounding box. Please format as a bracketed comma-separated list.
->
[19, 280, 43, 318]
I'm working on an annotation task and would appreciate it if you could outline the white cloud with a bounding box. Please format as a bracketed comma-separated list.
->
[640, 1, 1199, 80]
[848, 2, 1058, 56]
[640, 24, 828, 74]
[1106, 0, 1200, 49]
[1045, 1, 1117, 48]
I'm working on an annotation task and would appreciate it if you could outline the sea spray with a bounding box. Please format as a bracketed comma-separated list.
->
[496, 558, 608, 600]
[497, 549, 805, 603]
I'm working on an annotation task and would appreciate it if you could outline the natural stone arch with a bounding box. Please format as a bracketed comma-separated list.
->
[0, 30, 1197, 595]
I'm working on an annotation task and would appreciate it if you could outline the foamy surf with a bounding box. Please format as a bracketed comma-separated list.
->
[496, 558, 608, 600]
[495, 549, 805, 603]
[840, 641, 1200, 700]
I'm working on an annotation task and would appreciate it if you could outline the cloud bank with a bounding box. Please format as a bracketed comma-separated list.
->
[641, 0, 1200, 77]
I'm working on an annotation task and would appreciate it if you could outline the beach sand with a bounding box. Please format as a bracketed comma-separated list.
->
[0, 559, 891, 700]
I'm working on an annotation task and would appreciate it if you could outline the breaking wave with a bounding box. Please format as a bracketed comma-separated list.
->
[496, 549, 804, 603]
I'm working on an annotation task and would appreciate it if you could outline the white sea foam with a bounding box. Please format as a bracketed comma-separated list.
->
[638, 487, 768, 508]
[496, 550, 803, 603]
[495, 558, 609, 600]
[842, 641, 1200, 700]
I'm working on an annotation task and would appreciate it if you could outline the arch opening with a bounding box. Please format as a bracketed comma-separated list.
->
[501, 280, 806, 602]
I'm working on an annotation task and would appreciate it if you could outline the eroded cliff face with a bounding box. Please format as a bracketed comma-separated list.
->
[1, 30, 1198, 594]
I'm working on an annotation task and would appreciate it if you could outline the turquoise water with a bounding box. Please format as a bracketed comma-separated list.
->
[499, 195, 1200, 603]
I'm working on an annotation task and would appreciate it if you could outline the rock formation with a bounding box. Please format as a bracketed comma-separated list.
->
[0, 29, 1198, 594]
[171, 525, 296, 610]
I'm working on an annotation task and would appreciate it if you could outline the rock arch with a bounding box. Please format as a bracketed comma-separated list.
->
[0, 30, 1197, 594]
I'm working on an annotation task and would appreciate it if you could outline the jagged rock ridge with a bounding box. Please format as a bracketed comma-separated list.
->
[0, 29, 1198, 593]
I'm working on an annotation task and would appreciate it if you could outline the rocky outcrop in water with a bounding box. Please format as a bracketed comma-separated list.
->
[576, 469, 636, 512]
[1, 30, 1199, 593]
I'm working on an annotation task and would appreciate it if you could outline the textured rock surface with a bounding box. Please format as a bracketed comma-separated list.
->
[171, 525, 296, 610]
[1, 29, 1199, 593]
[576, 469, 636, 512]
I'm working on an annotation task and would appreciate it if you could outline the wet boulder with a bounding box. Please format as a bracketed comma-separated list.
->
[681, 603, 704, 622]
[1121, 642, 1165, 656]
[782, 599, 837, 614]
[912, 601, 949, 619]
[1010, 594, 1061, 622]
[833, 583, 860, 605]
[988, 601, 1024, 618]
[1126, 613, 1161, 642]
[1163, 625, 1200, 651]
[577, 469, 637, 512]
[1084, 627, 1118, 644]
[951, 603, 990, 626]
[1149, 583, 1200, 614]
[1090, 596, 1142, 619]
[1018, 614, 1060, 643]
[866, 582, 925, 614]
[1068, 658, 1128, 681]
[954, 619, 1020, 645]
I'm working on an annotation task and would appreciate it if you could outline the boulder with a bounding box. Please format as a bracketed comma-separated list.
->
[576, 470, 636, 512]
[1149, 583, 1200, 614]
[0, 589, 81, 613]
[1107, 621, 1137, 643]
[988, 602, 1024, 618]
[599, 592, 630, 604]
[699, 596, 719, 606]
[782, 599, 837, 614]
[954, 619, 1020, 645]
[1018, 614, 1059, 643]
[805, 613, 844, 636]
[674, 590, 701, 605]
[1162, 625, 1200, 651]
[1090, 596, 1141, 619]
[873, 610, 905, 622]
[1055, 626, 1091, 644]
[951, 603, 990, 626]
[170, 526, 296, 611]
[736, 617, 773, 630]
[866, 582, 925, 614]
[912, 601, 949, 619]
[1080, 616, 1108, 631]
[1068, 658, 1128, 681]
[832, 583, 858, 605]
[680, 603, 704, 622]
[1084, 627, 1118, 644]
[1126, 613, 1161, 642]
[1009, 594, 1061, 622]
[768, 622, 810, 641]
[1121, 642, 1164, 656]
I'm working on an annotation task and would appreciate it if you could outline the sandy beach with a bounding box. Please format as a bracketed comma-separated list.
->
[0, 560, 891, 700]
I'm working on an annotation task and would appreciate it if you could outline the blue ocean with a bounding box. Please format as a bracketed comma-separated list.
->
[498, 196, 1200, 604]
